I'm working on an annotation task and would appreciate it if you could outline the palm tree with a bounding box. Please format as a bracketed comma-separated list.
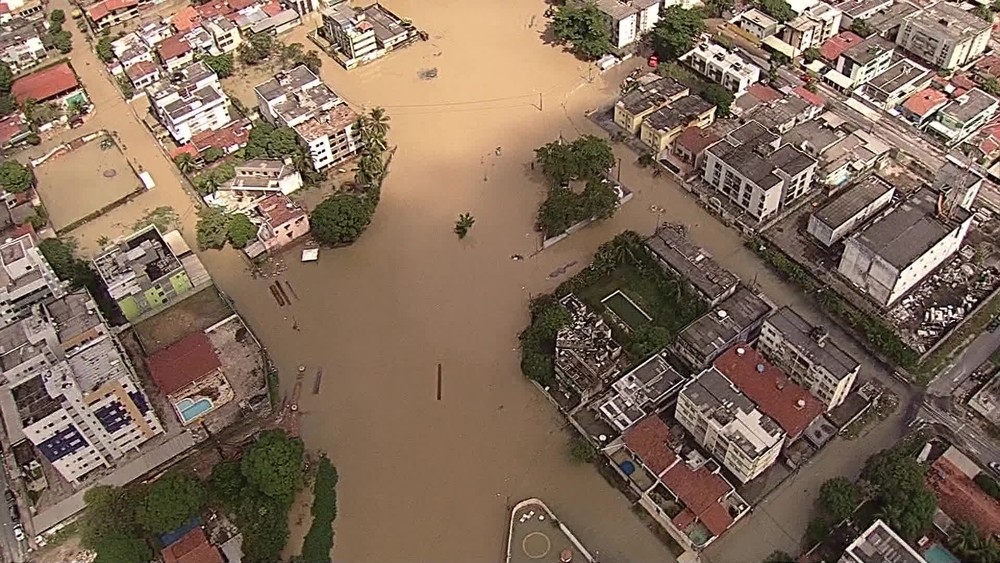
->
[366, 107, 390, 140]
[174, 153, 195, 174]
[454, 213, 475, 239]
[355, 152, 384, 187]
[949, 522, 981, 556]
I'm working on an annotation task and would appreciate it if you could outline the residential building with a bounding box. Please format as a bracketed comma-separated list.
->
[207, 158, 303, 212]
[808, 175, 895, 246]
[614, 75, 688, 134]
[0, 291, 164, 483]
[758, 307, 860, 409]
[594, 352, 686, 432]
[555, 294, 624, 403]
[250, 8, 300, 35]
[93, 226, 210, 321]
[136, 20, 172, 47]
[927, 446, 1000, 537]
[85, 0, 139, 30]
[147, 331, 233, 426]
[321, 3, 377, 61]
[639, 95, 716, 153]
[111, 32, 153, 69]
[244, 193, 310, 257]
[0, 232, 66, 324]
[10, 62, 86, 108]
[702, 121, 818, 222]
[201, 16, 242, 54]
[838, 188, 976, 307]
[0, 18, 45, 73]
[832, 0, 892, 22]
[645, 223, 739, 306]
[927, 88, 999, 147]
[739, 9, 779, 39]
[593, 0, 660, 50]
[782, 2, 843, 52]
[863, 59, 932, 111]
[781, 115, 848, 159]
[157, 34, 194, 72]
[675, 359, 785, 483]
[732, 83, 783, 117]
[293, 103, 361, 171]
[895, 3, 991, 70]
[681, 42, 761, 96]
[604, 414, 749, 549]
[147, 61, 232, 145]
[672, 287, 772, 369]
[0, 0, 43, 22]
[125, 60, 160, 90]
[814, 129, 891, 187]
[161, 527, 224, 563]
[863, 0, 919, 40]
[672, 126, 721, 173]
[839, 520, 926, 563]
[0, 113, 30, 149]
[745, 93, 820, 134]
[819, 31, 863, 62]
[834, 35, 894, 87]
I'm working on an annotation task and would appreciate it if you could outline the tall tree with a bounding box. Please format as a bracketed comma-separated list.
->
[550, 2, 612, 60]
[137, 473, 206, 533]
[226, 213, 257, 249]
[700, 84, 735, 117]
[241, 430, 304, 504]
[819, 477, 859, 521]
[703, 0, 734, 17]
[650, 7, 706, 59]
[0, 160, 33, 192]
[758, 0, 795, 21]
[311, 194, 375, 244]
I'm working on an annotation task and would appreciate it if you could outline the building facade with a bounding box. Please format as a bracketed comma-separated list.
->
[680, 42, 761, 96]
[0, 232, 67, 325]
[613, 75, 688, 134]
[782, 2, 843, 52]
[895, 3, 991, 70]
[146, 61, 232, 145]
[808, 175, 895, 246]
[639, 95, 716, 153]
[594, 0, 660, 50]
[835, 35, 894, 87]
[926, 88, 999, 147]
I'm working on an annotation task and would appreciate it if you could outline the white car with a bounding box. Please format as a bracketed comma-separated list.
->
[12, 525, 24, 541]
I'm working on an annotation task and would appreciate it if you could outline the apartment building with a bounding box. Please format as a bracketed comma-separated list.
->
[639, 95, 716, 153]
[681, 42, 762, 96]
[0, 0, 43, 23]
[594, 0, 660, 50]
[927, 88, 999, 147]
[834, 35, 894, 87]
[840, 520, 926, 563]
[863, 59, 933, 111]
[146, 61, 232, 144]
[645, 223, 739, 307]
[0, 291, 164, 483]
[702, 121, 817, 222]
[782, 2, 843, 52]
[757, 307, 860, 409]
[321, 2, 377, 61]
[614, 75, 688, 134]
[555, 294, 624, 403]
[896, 3, 991, 70]
[201, 16, 242, 54]
[594, 352, 686, 432]
[85, 0, 139, 31]
[0, 18, 45, 73]
[0, 232, 67, 325]
[739, 9, 779, 40]
[808, 175, 895, 246]
[672, 287, 773, 369]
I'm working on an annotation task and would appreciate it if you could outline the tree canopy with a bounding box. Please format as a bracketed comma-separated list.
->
[849, 18, 873, 37]
[535, 135, 615, 186]
[311, 195, 375, 245]
[196, 206, 229, 250]
[0, 160, 34, 193]
[208, 459, 245, 510]
[700, 84, 735, 117]
[96, 36, 114, 62]
[82, 486, 152, 563]
[819, 477, 859, 521]
[241, 429, 304, 504]
[550, 2, 612, 60]
[703, 0, 734, 17]
[203, 53, 234, 78]
[137, 473, 205, 533]
[650, 7, 706, 60]
[758, 0, 795, 21]
[226, 213, 257, 249]
[861, 445, 937, 540]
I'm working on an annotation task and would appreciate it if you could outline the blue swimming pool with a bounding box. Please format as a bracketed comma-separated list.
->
[923, 544, 960, 563]
[176, 397, 213, 423]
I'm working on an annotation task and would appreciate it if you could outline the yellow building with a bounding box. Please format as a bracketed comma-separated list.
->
[613, 75, 688, 134]
[639, 95, 716, 153]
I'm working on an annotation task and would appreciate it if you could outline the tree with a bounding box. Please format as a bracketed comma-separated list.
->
[93, 536, 152, 563]
[650, 6, 706, 60]
[534, 135, 614, 186]
[50, 9, 66, 24]
[239, 32, 276, 65]
[96, 36, 113, 62]
[569, 436, 597, 463]
[529, 298, 572, 340]
[38, 237, 88, 286]
[758, 0, 794, 21]
[628, 324, 670, 360]
[310, 195, 375, 245]
[81, 486, 151, 563]
[537, 185, 580, 237]
[550, 2, 612, 60]
[703, 0, 734, 17]
[237, 490, 289, 562]
[282, 42, 305, 66]
[949, 522, 981, 556]
[137, 473, 206, 533]
[700, 84, 734, 117]
[51, 30, 72, 53]
[202, 146, 224, 163]
[802, 47, 821, 63]
[302, 50, 323, 74]
[581, 179, 618, 220]
[299, 456, 339, 563]
[770, 51, 790, 71]
[819, 477, 858, 521]
[454, 213, 475, 238]
[850, 18, 873, 37]
[208, 459, 245, 510]
[363, 106, 391, 143]
[174, 153, 196, 174]
[266, 127, 300, 157]
[203, 53, 234, 78]
[763, 551, 794, 563]
[974, 472, 1000, 499]
[981, 76, 1000, 96]
[0, 160, 33, 193]
[241, 429, 304, 504]
[805, 515, 829, 546]
[861, 445, 937, 540]
[116, 75, 134, 99]
[226, 213, 257, 249]
[196, 206, 229, 250]
[975, 4, 993, 22]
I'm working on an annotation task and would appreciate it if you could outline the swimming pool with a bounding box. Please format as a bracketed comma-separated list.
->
[176, 397, 214, 424]
[923, 544, 960, 563]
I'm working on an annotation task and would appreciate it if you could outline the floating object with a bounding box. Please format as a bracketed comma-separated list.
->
[648, 54, 658, 68]
[301, 248, 319, 262]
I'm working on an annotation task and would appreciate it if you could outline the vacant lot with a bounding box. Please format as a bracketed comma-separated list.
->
[34, 140, 141, 232]
[133, 286, 233, 354]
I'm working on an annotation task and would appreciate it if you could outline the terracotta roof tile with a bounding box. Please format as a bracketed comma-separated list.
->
[713, 346, 822, 438]
[258, 193, 306, 228]
[660, 459, 734, 535]
[952, 73, 977, 91]
[146, 332, 221, 396]
[902, 88, 947, 117]
[675, 126, 721, 157]
[162, 528, 224, 563]
[86, 0, 138, 21]
[747, 83, 782, 103]
[191, 119, 251, 152]
[196, 0, 233, 19]
[791, 86, 824, 107]
[172, 5, 201, 31]
[158, 34, 192, 61]
[262, 0, 282, 16]
[928, 457, 1000, 536]
[820, 32, 863, 62]
[126, 60, 159, 80]
[977, 55, 1000, 79]
[11, 63, 79, 104]
[623, 415, 676, 474]
[0, 114, 27, 146]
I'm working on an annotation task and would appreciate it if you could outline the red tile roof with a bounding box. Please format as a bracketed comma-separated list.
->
[197, 0, 233, 19]
[659, 456, 735, 536]
[623, 415, 676, 475]
[747, 83, 782, 104]
[147, 332, 221, 396]
[162, 528, 224, 563]
[820, 32, 863, 62]
[86, 0, 138, 22]
[258, 193, 306, 229]
[11, 63, 79, 104]
[191, 119, 251, 153]
[0, 114, 28, 146]
[170, 143, 198, 159]
[928, 457, 1000, 536]
[952, 73, 977, 91]
[262, 0, 282, 16]
[713, 346, 823, 438]
[126, 60, 159, 81]
[172, 6, 201, 31]
[675, 126, 721, 157]
[976, 55, 1000, 79]
[902, 88, 947, 117]
[791, 86, 824, 107]
[227, 0, 255, 10]
[158, 34, 192, 61]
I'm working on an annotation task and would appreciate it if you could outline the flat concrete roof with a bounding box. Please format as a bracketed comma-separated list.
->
[814, 175, 894, 229]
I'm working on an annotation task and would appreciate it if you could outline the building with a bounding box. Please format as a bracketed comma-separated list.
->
[0, 113, 30, 149]
[681, 42, 761, 96]
[555, 294, 624, 403]
[758, 307, 860, 409]
[839, 520, 927, 563]
[0, 18, 45, 73]
[93, 226, 210, 321]
[594, 351, 686, 432]
[672, 287, 772, 369]
[639, 95, 716, 153]
[156, 34, 194, 72]
[0, 291, 164, 483]
[0, 232, 67, 325]
[254, 65, 361, 170]
[10, 62, 85, 108]
[136, 19, 172, 47]
[147, 332, 233, 426]
[895, 3, 991, 70]
[702, 121, 818, 222]
[926, 88, 999, 147]
[814, 129, 891, 188]
[819, 31, 863, 62]
[245, 193, 310, 257]
[125, 60, 160, 90]
[645, 223, 738, 306]
[782, 2, 843, 52]
[250, 8, 301, 35]
[161, 527, 224, 563]
[594, 0, 660, 50]
[901, 87, 949, 125]
[864, 59, 933, 111]
[927, 447, 1000, 537]
[808, 175, 895, 246]
[147, 61, 232, 145]
[320, 2, 413, 66]
[672, 126, 721, 173]
[739, 9, 780, 39]
[745, 93, 820, 134]
[838, 188, 976, 307]
[834, 35, 894, 87]
[111, 32, 153, 69]
[0, 0, 43, 22]
[207, 158, 303, 212]
[85, 0, 139, 30]
[201, 16, 241, 54]
[614, 75, 688, 134]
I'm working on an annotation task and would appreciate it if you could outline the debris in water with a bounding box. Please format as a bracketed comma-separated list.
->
[419, 68, 438, 80]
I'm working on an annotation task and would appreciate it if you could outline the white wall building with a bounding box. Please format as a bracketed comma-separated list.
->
[781, 2, 843, 52]
[594, 0, 661, 50]
[202, 16, 242, 55]
[146, 61, 232, 145]
[321, 2, 378, 61]
[896, 2, 991, 70]
[0, 232, 67, 325]
[808, 175, 895, 246]
[681, 42, 761, 96]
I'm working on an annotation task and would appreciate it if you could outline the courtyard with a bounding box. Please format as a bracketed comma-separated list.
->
[132, 286, 233, 354]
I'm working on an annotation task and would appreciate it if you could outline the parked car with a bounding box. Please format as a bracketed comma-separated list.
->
[12, 524, 23, 541]
[4, 489, 14, 506]
[990, 461, 1000, 473]
[9, 505, 19, 522]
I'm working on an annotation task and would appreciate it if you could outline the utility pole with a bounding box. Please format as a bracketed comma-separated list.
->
[616, 157, 622, 183]
[537, 92, 543, 112]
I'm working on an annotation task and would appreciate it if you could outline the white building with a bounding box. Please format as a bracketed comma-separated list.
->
[896, 3, 991, 70]
[808, 175, 895, 246]
[594, 352, 686, 432]
[781, 2, 843, 52]
[757, 307, 860, 410]
[681, 42, 761, 96]
[0, 232, 67, 325]
[321, 2, 378, 61]
[594, 0, 660, 50]
[702, 121, 817, 223]
[834, 35, 894, 88]
[146, 61, 232, 145]
[0, 291, 164, 483]
[111, 32, 154, 69]
[739, 9, 780, 40]
[840, 520, 926, 563]
[201, 16, 242, 55]
[206, 158, 304, 212]
[0, 19, 45, 73]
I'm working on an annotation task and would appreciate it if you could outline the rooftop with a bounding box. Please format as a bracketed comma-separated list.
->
[865, 0, 918, 31]
[93, 226, 183, 300]
[255, 65, 321, 102]
[713, 346, 824, 437]
[821, 31, 864, 61]
[902, 87, 948, 117]
[814, 175, 895, 229]
[555, 294, 623, 397]
[841, 35, 894, 65]
[360, 3, 408, 43]
[782, 118, 846, 155]
[618, 76, 687, 116]
[593, 0, 658, 21]
[146, 332, 222, 396]
[932, 159, 983, 195]
[257, 193, 305, 228]
[162, 528, 224, 563]
[791, 85, 825, 107]
[676, 287, 773, 361]
[927, 456, 1000, 536]
[10, 62, 78, 104]
[938, 88, 998, 123]
[841, 519, 925, 563]
[646, 223, 738, 303]
[866, 59, 931, 94]
[294, 104, 358, 142]
[642, 95, 714, 133]
[708, 130, 817, 191]
[674, 126, 721, 157]
[597, 352, 686, 432]
[191, 118, 250, 152]
[126, 61, 159, 81]
[742, 8, 778, 27]
[763, 307, 860, 379]
[85, 0, 137, 21]
[904, 2, 991, 39]
[157, 34, 192, 61]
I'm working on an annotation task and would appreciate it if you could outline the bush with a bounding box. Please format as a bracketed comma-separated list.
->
[569, 436, 597, 463]
[310, 195, 374, 245]
[299, 456, 339, 563]
[226, 213, 257, 249]
[975, 473, 1000, 500]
